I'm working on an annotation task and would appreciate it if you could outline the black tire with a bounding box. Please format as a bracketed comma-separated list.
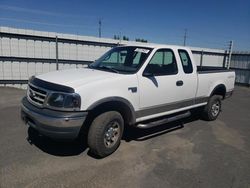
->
[88, 111, 124, 158]
[202, 95, 222, 121]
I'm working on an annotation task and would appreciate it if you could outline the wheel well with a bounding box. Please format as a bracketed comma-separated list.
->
[88, 101, 136, 126]
[210, 84, 226, 99]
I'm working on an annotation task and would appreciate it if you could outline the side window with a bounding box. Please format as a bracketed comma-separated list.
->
[149, 52, 163, 65]
[144, 49, 178, 75]
[178, 50, 193, 74]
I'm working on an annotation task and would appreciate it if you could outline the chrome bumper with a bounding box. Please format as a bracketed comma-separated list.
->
[21, 97, 87, 139]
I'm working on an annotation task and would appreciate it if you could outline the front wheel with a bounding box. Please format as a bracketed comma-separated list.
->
[202, 95, 222, 121]
[88, 111, 124, 158]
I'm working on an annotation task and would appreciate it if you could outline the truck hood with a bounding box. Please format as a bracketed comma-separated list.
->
[36, 68, 122, 89]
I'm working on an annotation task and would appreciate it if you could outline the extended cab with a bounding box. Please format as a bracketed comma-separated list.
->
[21, 45, 235, 157]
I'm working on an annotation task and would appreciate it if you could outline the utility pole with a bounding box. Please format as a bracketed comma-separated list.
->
[227, 40, 233, 69]
[183, 29, 187, 46]
[119, 31, 121, 44]
[98, 19, 102, 38]
[55, 36, 59, 70]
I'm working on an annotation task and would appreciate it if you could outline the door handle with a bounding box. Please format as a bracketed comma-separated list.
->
[176, 80, 183, 86]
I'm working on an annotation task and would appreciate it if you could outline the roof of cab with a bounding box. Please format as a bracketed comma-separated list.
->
[121, 43, 190, 50]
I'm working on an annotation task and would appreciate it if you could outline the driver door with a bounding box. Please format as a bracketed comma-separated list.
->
[138, 48, 184, 118]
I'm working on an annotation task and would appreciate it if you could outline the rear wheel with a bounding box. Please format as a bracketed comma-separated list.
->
[88, 111, 124, 158]
[202, 95, 222, 121]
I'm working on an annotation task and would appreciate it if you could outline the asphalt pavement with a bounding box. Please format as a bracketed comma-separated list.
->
[0, 86, 250, 188]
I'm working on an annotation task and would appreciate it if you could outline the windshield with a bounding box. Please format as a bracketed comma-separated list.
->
[89, 46, 152, 74]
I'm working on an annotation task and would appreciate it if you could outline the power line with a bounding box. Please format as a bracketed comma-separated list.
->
[0, 17, 97, 30]
[0, 5, 98, 19]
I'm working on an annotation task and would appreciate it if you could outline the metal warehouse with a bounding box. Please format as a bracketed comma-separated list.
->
[0, 27, 249, 86]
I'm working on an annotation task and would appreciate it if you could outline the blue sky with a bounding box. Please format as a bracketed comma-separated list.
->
[0, 0, 249, 50]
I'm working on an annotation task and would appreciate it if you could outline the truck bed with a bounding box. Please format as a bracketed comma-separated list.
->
[196, 66, 235, 100]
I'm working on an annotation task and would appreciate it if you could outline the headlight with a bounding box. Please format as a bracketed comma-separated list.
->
[47, 93, 81, 111]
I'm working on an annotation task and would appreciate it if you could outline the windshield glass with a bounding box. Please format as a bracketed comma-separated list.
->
[89, 46, 152, 74]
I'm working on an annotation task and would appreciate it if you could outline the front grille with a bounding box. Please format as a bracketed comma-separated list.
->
[27, 84, 47, 107]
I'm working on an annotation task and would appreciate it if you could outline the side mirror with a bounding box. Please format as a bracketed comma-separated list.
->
[143, 72, 154, 77]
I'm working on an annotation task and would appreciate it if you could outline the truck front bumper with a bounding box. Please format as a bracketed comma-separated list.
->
[21, 97, 87, 139]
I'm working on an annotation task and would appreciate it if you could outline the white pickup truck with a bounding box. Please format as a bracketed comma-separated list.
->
[21, 44, 235, 157]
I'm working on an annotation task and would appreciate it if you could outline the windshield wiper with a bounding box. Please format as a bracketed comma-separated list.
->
[97, 66, 120, 73]
[87, 64, 119, 73]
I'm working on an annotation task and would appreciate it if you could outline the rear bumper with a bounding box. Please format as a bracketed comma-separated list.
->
[21, 97, 87, 139]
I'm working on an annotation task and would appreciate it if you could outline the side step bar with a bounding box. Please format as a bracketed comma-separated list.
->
[136, 111, 191, 129]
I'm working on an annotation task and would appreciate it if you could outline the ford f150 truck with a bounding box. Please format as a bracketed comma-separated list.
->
[21, 44, 235, 157]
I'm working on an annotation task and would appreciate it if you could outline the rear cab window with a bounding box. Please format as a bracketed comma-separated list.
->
[178, 49, 193, 74]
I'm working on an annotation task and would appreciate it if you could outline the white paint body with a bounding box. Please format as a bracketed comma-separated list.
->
[36, 44, 235, 123]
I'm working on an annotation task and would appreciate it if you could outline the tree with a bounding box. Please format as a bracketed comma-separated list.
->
[123, 36, 129, 41]
[114, 35, 120, 40]
[135, 38, 148, 43]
